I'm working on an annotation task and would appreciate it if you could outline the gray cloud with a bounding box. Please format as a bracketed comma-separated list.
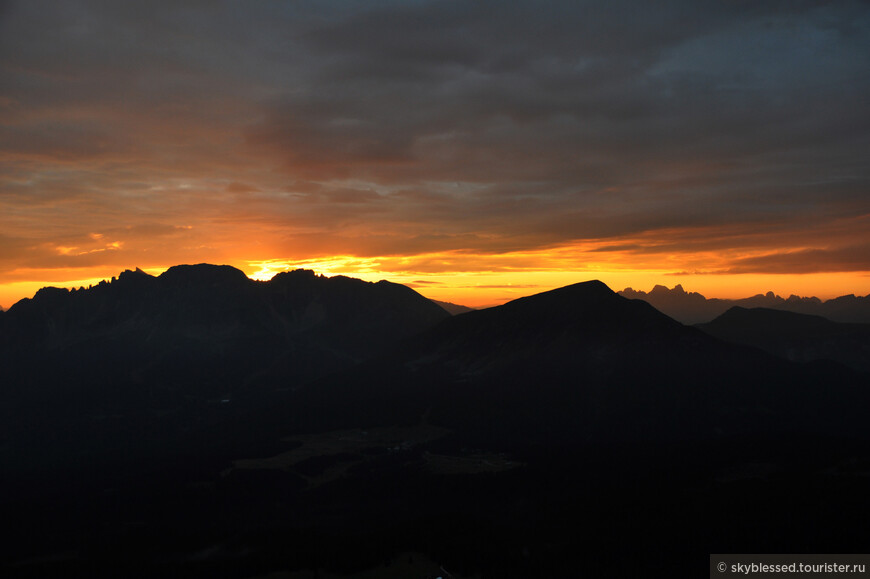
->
[726, 244, 870, 275]
[1, 0, 869, 278]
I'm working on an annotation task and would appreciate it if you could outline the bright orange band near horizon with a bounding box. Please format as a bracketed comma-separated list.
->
[2, 244, 868, 311]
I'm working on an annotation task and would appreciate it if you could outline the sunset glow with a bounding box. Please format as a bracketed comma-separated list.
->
[1, 2, 869, 310]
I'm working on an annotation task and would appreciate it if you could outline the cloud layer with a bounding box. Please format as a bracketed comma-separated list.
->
[1, 0, 869, 304]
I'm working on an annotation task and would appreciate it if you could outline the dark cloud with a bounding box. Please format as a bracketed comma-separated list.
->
[726, 245, 870, 275]
[1, 0, 869, 287]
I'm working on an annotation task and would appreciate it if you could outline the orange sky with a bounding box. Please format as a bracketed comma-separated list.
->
[2, 2, 869, 310]
[2, 248, 867, 311]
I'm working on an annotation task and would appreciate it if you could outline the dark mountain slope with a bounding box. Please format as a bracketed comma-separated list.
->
[1, 264, 448, 388]
[266, 271, 451, 361]
[430, 298, 475, 315]
[299, 281, 870, 446]
[620, 284, 870, 324]
[698, 307, 870, 373]
[264, 280, 870, 576]
[0, 265, 449, 472]
[620, 283, 728, 324]
[4, 278, 870, 577]
[823, 293, 870, 321]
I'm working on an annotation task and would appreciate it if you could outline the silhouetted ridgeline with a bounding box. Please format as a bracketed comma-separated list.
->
[697, 307, 870, 374]
[0, 264, 448, 389]
[0, 264, 448, 473]
[301, 280, 870, 444]
[2, 270, 870, 577]
[620, 284, 870, 324]
[430, 298, 475, 315]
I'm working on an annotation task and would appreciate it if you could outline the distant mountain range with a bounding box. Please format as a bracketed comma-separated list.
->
[2, 266, 869, 577]
[620, 284, 870, 324]
[697, 307, 870, 374]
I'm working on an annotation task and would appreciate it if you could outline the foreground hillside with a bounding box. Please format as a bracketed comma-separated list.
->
[2, 272, 869, 577]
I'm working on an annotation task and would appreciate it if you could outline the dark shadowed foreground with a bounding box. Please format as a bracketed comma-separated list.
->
[2, 266, 869, 577]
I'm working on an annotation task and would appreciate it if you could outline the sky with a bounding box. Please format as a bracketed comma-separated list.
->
[1, 0, 869, 309]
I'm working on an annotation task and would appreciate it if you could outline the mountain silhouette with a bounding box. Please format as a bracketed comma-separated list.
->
[620, 284, 870, 324]
[3, 274, 870, 577]
[279, 280, 870, 575]
[301, 280, 870, 446]
[1, 264, 448, 389]
[0, 264, 449, 476]
[697, 307, 870, 373]
[430, 298, 475, 315]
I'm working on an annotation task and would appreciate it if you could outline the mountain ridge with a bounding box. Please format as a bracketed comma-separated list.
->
[430, 298, 475, 316]
[0, 264, 450, 443]
[3, 269, 870, 576]
[620, 283, 870, 324]
[298, 279, 870, 448]
[697, 306, 870, 373]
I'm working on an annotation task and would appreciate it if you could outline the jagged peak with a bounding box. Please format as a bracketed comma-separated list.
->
[273, 268, 317, 278]
[832, 294, 858, 300]
[268, 268, 321, 285]
[118, 267, 152, 282]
